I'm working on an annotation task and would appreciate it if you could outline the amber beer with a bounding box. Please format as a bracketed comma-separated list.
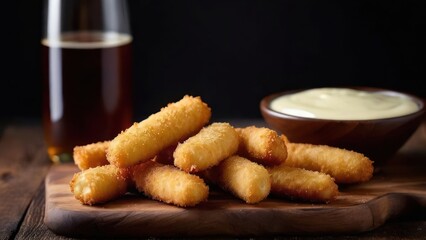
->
[42, 32, 133, 163]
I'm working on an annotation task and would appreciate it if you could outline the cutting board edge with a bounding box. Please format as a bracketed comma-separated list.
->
[43, 164, 425, 238]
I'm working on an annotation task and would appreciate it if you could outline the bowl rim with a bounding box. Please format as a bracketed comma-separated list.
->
[260, 86, 426, 123]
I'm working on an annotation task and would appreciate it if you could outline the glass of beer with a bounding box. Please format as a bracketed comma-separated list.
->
[41, 0, 133, 163]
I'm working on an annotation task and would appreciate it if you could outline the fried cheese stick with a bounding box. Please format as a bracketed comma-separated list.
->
[70, 165, 129, 205]
[268, 165, 338, 203]
[131, 161, 209, 207]
[203, 155, 271, 204]
[73, 141, 110, 170]
[284, 143, 374, 184]
[236, 126, 287, 166]
[173, 122, 239, 173]
[280, 134, 290, 144]
[107, 95, 211, 168]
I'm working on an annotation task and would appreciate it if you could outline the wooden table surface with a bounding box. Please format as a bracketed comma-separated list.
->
[1, 118, 426, 240]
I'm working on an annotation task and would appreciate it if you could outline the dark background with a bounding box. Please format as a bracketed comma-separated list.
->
[3, 0, 426, 122]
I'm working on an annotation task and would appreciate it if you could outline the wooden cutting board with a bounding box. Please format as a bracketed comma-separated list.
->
[44, 161, 426, 238]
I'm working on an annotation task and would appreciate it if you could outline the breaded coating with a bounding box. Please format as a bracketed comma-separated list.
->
[131, 161, 209, 207]
[70, 165, 129, 205]
[107, 95, 211, 167]
[236, 126, 287, 166]
[280, 134, 290, 144]
[174, 122, 239, 173]
[285, 143, 374, 184]
[203, 155, 271, 204]
[73, 141, 110, 170]
[268, 165, 338, 203]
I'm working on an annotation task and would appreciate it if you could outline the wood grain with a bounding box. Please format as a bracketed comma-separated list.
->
[0, 121, 425, 239]
[44, 160, 426, 238]
[0, 124, 51, 240]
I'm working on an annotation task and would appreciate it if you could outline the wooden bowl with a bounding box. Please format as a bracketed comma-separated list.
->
[260, 87, 426, 167]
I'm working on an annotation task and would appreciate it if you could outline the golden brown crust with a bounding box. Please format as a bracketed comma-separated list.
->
[236, 126, 287, 166]
[285, 143, 374, 184]
[107, 95, 211, 168]
[203, 155, 271, 204]
[279, 134, 290, 145]
[68, 94, 374, 208]
[73, 141, 110, 170]
[173, 122, 239, 173]
[268, 165, 339, 203]
[69, 165, 129, 205]
[131, 161, 209, 207]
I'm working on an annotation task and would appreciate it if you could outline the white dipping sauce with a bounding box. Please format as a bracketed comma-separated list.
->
[270, 88, 420, 120]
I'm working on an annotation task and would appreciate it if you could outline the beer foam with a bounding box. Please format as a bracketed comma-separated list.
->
[42, 31, 132, 49]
